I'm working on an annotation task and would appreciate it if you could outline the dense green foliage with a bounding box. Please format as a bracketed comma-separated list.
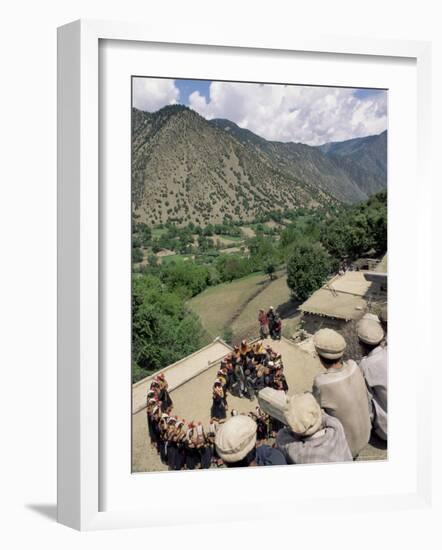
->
[215, 254, 254, 283]
[132, 275, 208, 382]
[320, 191, 387, 259]
[159, 261, 210, 299]
[286, 242, 332, 300]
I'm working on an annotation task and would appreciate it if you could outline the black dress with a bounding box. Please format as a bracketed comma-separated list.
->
[211, 393, 226, 419]
[159, 432, 168, 463]
[185, 445, 200, 470]
[167, 434, 177, 469]
[200, 445, 213, 469]
[150, 416, 161, 450]
[174, 440, 186, 470]
[159, 388, 173, 411]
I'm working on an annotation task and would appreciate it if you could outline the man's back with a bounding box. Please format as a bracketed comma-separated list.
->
[359, 346, 388, 440]
[313, 360, 371, 457]
[276, 412, 352, 464]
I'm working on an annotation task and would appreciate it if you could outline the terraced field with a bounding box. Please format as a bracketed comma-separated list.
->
[188, 270, 301, 342]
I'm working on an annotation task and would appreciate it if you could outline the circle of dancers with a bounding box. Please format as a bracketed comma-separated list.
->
[145, 339, 287, 470]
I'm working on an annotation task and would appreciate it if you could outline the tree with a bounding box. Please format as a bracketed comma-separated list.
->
[320, 192, 387, 260]
[159, 261, 210, 298]
[286, 242, 331, 301]
[215, 254, 252, 282]
[132, 275, 208, 382]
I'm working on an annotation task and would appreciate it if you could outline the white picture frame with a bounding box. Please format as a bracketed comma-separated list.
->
[57, 19, 432, 531]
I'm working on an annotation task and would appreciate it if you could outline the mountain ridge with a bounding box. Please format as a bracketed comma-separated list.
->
[132, 106, 387, 225]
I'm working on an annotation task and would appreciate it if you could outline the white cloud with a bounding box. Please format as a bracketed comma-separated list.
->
[189, 82, 387, 145]
[133, 78, 179, 112]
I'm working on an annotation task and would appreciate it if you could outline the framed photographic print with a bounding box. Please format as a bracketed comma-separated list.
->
[57, 19, 432, 530]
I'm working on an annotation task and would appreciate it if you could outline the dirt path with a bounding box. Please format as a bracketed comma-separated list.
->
[228, 276, 274, 327]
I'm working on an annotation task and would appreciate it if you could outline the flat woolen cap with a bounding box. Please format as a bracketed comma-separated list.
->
[284, 393, 322, 436]
[362, 312, 381, 324]
[357, 318, 384, 345]
[313, 328, 346, 359]
[215, 415, 257, 463]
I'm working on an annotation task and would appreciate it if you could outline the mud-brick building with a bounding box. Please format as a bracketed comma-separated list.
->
[299, 266, 387, 361]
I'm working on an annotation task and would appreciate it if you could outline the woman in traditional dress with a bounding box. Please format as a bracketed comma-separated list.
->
[156, 374, 173, 412]
[258, 309, 270, 339]
[166, 416, 178, 470]
[158, 413, 169, 464]
[185, 422, 201, 470]
[150, 403, 162, 452]
[272, 314, 282, 340]
[210, 381, 226, 420]
[173, 420, 188, 471]
[207, 418, 223, 467]
[146, 397, 158, 447]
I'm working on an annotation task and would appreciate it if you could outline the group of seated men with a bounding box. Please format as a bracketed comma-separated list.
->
[145, 305, 388, 469]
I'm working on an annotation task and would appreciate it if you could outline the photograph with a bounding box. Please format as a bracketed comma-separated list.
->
[131, 76, 388, 473]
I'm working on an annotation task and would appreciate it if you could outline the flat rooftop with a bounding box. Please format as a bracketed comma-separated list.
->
[132, 336, 387, 472]
[300, 271, 376, 321]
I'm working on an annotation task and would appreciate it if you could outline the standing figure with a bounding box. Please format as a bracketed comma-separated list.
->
[146, 397, 158, 446]
[158, 413, 170, 464]
[156, 373, 173, 412]
[166, 416, 178, 469]
[272, 314, 282, 340]
[195, 422, 212, 469]
[207, 418, 223, 467]
[211, 381, 227, 419]
[224, 359, 235, 389]
[258, 309, 270, 339]
[185, 422, 200, 470]
[267, 306, 276, 337]
[150, 403, 162, 453]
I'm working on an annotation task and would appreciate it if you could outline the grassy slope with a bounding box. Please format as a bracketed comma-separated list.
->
[231, 273, 301, 341]
[187, 271, 267, 338]
[188, 270, 301, 342]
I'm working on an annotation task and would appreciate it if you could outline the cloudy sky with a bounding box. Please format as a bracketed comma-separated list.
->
[132, 77, 387, 146]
